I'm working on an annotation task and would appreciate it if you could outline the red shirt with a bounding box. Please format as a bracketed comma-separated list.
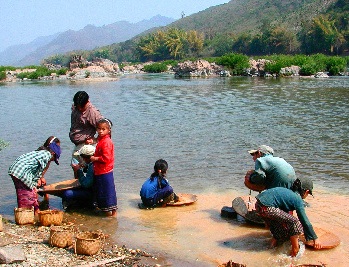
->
[93, 135, 114, 175]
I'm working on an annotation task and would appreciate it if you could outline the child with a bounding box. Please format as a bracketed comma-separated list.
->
[8, 141, 61, 215]
[140, 159, 177, 208]
[90, 118, 117, 217]
[37, 136, 61, 208]
[62, 145, 95, 210]
[255, 177, 322, 257]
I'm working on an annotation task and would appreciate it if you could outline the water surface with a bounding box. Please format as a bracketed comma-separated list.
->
[0, 74, 348, 266]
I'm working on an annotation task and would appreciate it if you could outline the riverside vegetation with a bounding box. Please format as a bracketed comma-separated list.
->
[0, 53, 348, 82]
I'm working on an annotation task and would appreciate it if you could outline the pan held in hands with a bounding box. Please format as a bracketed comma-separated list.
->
[244, 170, 266, 192]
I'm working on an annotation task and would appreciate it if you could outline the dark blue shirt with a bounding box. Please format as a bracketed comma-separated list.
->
[140, 176, 169, 199]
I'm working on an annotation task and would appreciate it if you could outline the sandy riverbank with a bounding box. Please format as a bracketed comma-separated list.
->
[0, 218, 168, 266]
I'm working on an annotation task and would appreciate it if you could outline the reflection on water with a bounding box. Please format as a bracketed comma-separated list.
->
[1, 75, 349, 266]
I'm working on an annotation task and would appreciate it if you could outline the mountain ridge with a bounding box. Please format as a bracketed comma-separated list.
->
[0, 15, 175, 66]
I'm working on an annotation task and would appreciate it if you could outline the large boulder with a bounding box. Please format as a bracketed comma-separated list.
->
[173, 60, 225, 77]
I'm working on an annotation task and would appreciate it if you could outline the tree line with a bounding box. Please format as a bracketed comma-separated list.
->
[40, 10, 349, 67]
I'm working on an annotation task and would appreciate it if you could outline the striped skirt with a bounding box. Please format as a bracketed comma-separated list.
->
[11, 175, 39, 212]
[256, 201, 303, 241]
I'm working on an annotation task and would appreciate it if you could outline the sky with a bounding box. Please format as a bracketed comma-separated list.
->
[0, 0, 230, 52]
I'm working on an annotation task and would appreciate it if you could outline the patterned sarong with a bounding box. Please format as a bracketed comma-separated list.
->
[256, 200, 303, 241]
[93, 171, 117, 212]
[11, 175, 39, 212]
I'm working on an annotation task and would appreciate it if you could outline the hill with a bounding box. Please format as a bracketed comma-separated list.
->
[0, 15, 175, 66]
[167, 0, 337, 36]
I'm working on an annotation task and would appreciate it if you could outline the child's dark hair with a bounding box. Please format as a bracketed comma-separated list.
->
[290, 178, 307, 197]
[150, 159, 168, 181]
[73, 91, 89, 108]
[37, 136, 60, 151]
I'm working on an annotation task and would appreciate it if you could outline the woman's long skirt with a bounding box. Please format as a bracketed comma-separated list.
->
[93, 171, 117, 212]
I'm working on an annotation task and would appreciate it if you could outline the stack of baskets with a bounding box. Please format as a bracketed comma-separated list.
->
[38, 210, 64, 226]
[14, 207, 35, 225]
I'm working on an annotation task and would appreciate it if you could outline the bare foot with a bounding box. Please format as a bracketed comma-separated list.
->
[106, 210, 117, 217]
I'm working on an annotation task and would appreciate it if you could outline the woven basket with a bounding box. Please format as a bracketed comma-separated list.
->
[49, 225, 74, 248]
[38, 210, 64, 226]
[14, 207, 35, 225]
[75, 232, 103, 255]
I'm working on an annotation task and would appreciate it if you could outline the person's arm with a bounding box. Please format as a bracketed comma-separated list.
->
[249, 160, 266, 184]
[76, 163, 94, 188]
[295, 203, 318, 241]
[91, 142, 113, 163]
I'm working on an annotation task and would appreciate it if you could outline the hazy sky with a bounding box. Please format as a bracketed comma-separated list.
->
[0, 0, 229, 52]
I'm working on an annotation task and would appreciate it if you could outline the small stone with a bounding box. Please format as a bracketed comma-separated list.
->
[0, 246, 26, 264]
[221, 206, 237, 219]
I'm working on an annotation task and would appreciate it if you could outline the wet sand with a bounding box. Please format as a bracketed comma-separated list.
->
[60, 187, 349, 267]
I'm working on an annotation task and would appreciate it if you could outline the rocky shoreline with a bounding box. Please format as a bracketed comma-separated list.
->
[2, 56, 344, 83]
[0, 218, 165, 266]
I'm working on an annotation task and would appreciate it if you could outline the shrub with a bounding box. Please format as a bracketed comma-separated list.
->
[57, 68, 68, 75]
[28, 72, 39, 79]
[143, 63, 168, 73]
[325, 56, 346, 75]
[299, 61, 319, 76]
[17, 72, 29, 79]
[0, 71, 6, 80]
[216, 53, 250, 75]
[85, 71, 91, 78]
[69, 71, 76, 77]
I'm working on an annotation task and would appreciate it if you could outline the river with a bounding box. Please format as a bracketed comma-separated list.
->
[0, 74, 348, 266]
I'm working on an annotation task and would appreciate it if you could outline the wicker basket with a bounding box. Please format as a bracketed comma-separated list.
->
[49, 225, 74, 248]
[14, 207, 35, 225]
[38, 210, 64, 226]
[75, 232, 104, 255]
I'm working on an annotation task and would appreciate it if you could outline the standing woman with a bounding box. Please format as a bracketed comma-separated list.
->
[255, 177, 322, 257]
[8, 142, 61, 215]
[91, 118, 117, 217]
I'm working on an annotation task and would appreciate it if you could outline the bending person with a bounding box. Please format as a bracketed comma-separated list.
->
[246, 145, 296, 190]
[255, 177, 322, 257]
[62, 145, 95, 210]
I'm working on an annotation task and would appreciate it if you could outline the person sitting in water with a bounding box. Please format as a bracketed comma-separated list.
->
[140, 159, 178, 208]
[62, 145, 95, 210]
[246, 145, 296, 190]
[255, 177, 322, 257]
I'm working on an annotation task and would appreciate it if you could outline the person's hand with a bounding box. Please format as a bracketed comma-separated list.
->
[72, 164, 80, 172]
[40, 177, 46, 186]
[37, 179, 42, 188]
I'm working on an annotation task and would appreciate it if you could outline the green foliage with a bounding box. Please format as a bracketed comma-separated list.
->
[299, 61, 319, 76]
[85, 71, 91, 78]
[57, 68, 68, 75]
[0, 66, 16, 71]
[143, 63, 168, 73]
[0, 138, 9, 152]
[216, 53, 250, 75]
[0, 71, 6, 80]
[69, 71, 77, 77]
[326, 56, 346, 75]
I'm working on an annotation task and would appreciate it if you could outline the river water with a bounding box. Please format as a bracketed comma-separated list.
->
[0, 74, 348, 266]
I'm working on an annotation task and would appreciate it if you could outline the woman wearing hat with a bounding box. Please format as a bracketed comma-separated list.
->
[62, 145, 95, 210]
[8, 141, 61, 215]
[255, 177, 322, 257]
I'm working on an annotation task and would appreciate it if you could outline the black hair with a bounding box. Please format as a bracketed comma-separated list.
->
[37, 136, 61, 151]
[73, 91, 89, 108]
[291, 178, 307, 197]
[150, 159, 168, 182]
[97, 118, 113, 137]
